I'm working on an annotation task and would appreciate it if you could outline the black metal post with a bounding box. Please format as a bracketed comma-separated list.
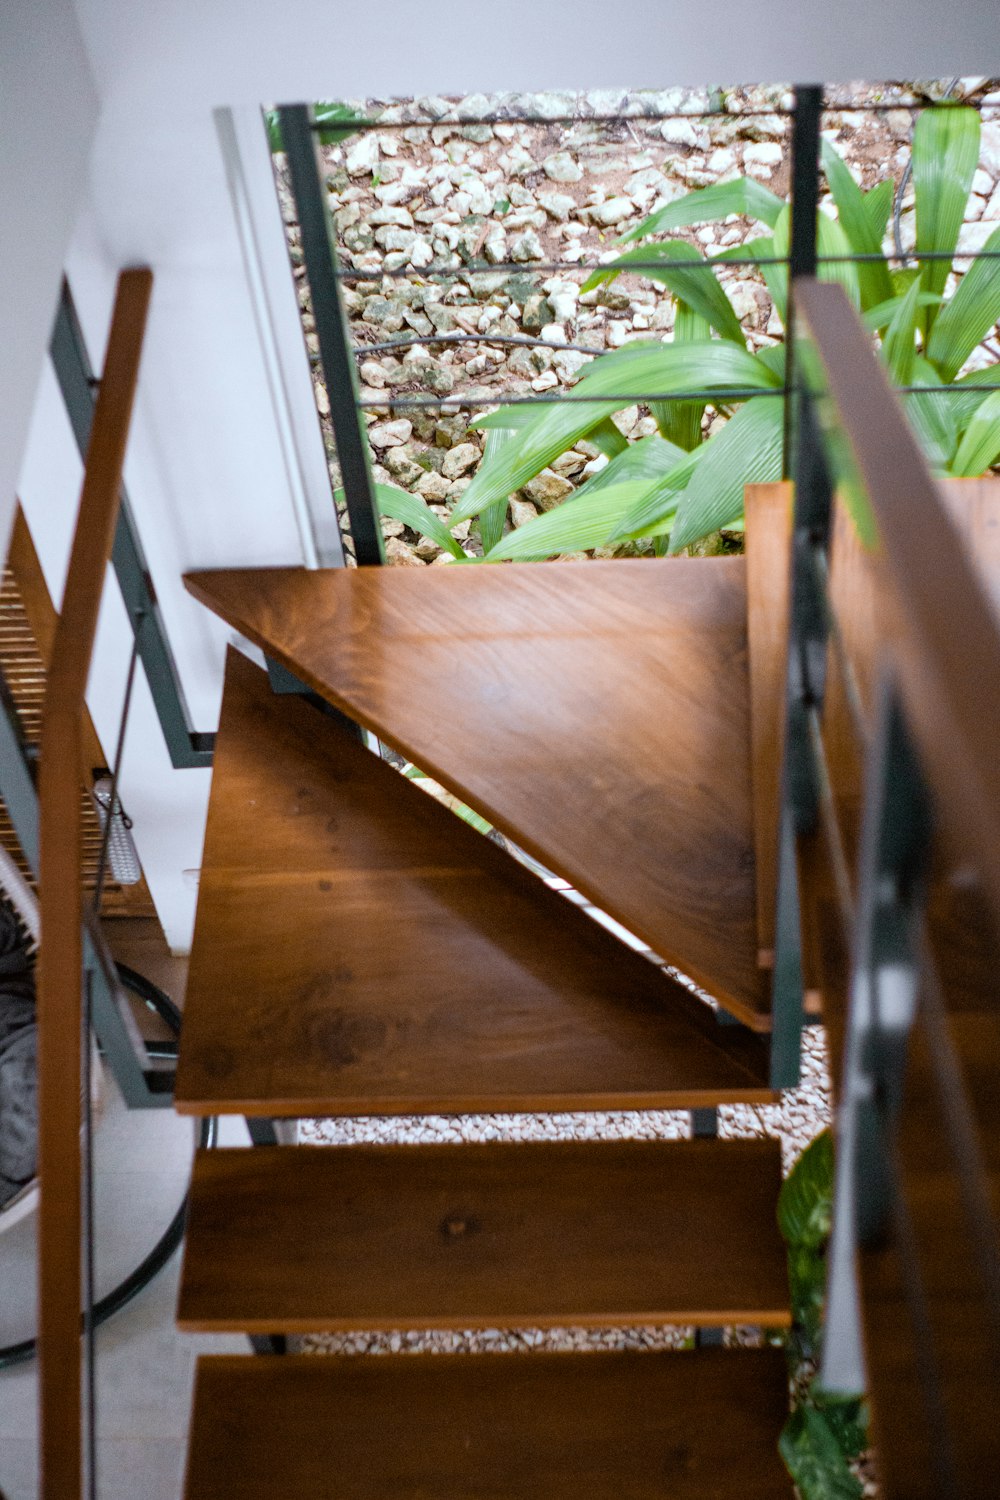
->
[50, 285, 214, 769]
[277, 105, 384, 566]
[783, 85, 823, 476]
[769, 391, 834, 1089]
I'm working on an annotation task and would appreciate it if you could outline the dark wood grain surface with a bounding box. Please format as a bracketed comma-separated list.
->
[178, 1137, 789, 1332]
[184, 1348, 791, 1500]
[185, 557, 769, 1026]
[175, 650, 770, 1114]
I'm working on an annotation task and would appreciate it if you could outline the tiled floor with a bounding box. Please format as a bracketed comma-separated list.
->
[0, 1072, 248, 1500]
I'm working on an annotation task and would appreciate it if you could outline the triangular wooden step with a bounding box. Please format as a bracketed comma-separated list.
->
[184, 1349, 791, 1500]
[174, 650, 770, 1115]
[177, 1138, 790, 1332]
[185, 558, 770, 1028]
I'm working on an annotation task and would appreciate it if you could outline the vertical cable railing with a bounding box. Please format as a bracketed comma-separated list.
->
[36, 266, 151, 1500]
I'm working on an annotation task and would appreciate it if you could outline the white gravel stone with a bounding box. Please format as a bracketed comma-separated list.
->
[543, 150, 584, 183]
[345, 134, 380, 176]
[744, 141, 784, 167]
[441, 442, 479, 479]
[590, 196, 637, 228]
[368, 418, 412, 449]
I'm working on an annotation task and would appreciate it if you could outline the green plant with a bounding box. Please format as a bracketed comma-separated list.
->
[383, 105, 1000, 563]
[777, 1129, 869, 1500]
[267, 100, 366, 152]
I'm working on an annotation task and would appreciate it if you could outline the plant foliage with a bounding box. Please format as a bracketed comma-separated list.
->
[381, 105, 998, 564]
[777, 1129, 870, 1500]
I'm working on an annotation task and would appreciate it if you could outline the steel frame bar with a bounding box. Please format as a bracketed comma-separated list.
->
[0, 669, 165, 1108]
[49, 284, 214, 769]
[277, 104, 384, 565]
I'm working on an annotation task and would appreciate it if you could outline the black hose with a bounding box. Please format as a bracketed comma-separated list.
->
[0, 963, 214, 1370]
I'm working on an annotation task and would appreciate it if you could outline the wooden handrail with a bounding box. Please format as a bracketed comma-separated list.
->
[36, 267, 152, 1500]
[795, 277, 1000, 931]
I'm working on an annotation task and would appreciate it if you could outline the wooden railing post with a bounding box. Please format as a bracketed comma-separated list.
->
[36, 267, 152, 1500]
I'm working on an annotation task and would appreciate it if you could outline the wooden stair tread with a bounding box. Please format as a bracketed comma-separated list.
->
[184, 1348, 791, 1500]
[174, 650, 771, 1115]
[184, 558, 769, 1027]
[178, 1138, 790, 1332]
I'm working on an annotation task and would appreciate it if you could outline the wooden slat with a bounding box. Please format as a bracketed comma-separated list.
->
[1, 508, 156, 916]
[184, 557, 770, 1027]
[744, 482, 793, 962]
[175, 650, 771, 1115]
[37, 266, 152, 1500]
[178, 1138, 790, 1332]
[184, 1348, 791, 1500]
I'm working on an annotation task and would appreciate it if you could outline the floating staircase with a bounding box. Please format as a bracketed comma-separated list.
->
[173, 485, 799, 1498]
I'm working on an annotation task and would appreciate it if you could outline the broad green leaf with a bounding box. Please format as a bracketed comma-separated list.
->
[617, 176, 785, 245]
[668, 394, 785, 549]
[817, 211, 862, 309]
[714, 234, 787, 324]
[455, 339, 780, 521]
[778, 1129, 834, 1247]
[926, 222, 1000, 381]
[862, 178, 894, 245]
[772, 206, 860, 313]
[906, 355, 960, 469]
[477, 426, 514, 554]
[946, 364, 1000, 427]
[342, 482, 466, 560]
[755, 343, 787, 383]
[484, 481, 654, 561]
[913, 106, 980, 335]
[590, 417, 630, 458]
[580, 243, 746, 346]
[950, 389, 1000, 475]
[654, 299, 709, 449]
[862, 287, 939, 332]
[881, 276, 922, 385]
[573, 432, 688, 495]
[779, 1407, 864, 1500]
[810, 1389, 870, 1461]
[821, 141, 893, 311]
[787, 1242, 828, 1355]
[313, 101, 367, 145]
[267, 101, 365, 151]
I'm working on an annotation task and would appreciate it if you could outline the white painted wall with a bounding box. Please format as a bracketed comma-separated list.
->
[6, 0, 1000, 947]
[0, 0, 98, 564]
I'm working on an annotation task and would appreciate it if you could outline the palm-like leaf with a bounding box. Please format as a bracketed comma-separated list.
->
[454, 339, 781, 521]
[347, 482, 468, 560]
[615, 177, 785, 246]
[668, 395, 785, 549]
[913, 106, 980, 337]
[654, 300, 710, 449]
[821, 142, 894, 312]
[484, 481, 656, 561]
[950, 390, 1000, 476]
[926, 222, 1000, 381]
[580, 242, 746, 345]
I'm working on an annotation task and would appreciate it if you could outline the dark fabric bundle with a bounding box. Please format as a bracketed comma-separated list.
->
[0, 889, 37, 1210]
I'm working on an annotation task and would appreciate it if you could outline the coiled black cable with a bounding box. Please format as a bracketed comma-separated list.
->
[0, 962, 214, 1370]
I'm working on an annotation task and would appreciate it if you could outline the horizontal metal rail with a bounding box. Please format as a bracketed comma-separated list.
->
[301, 97, 1000, 134]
